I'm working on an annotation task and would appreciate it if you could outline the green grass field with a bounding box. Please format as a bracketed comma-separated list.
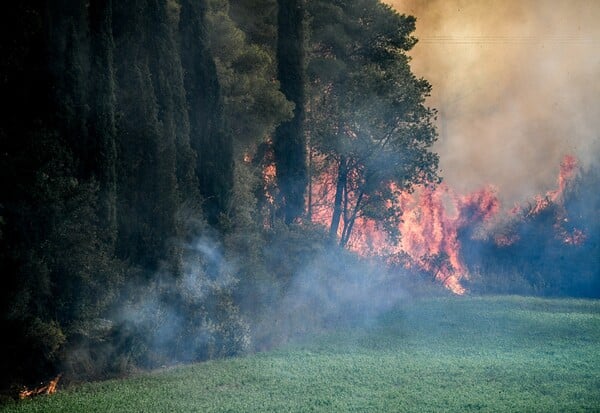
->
[3, 296, 599, 412]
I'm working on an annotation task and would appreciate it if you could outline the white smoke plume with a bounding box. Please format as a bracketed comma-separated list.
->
[386, 0, 600, 205]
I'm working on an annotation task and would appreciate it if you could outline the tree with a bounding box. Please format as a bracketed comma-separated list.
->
[204, 0, 293, 236]
[113, 0, 180, 273]
[148, 0, 199, 205]
[88, 0, 118, 242]
[0, 1, 124, 388]
[307, 0, 439, 246]
[205, 0, 292, 149]
[228, 0, 277, 48]
[180, 0, 233, 226]
[273, 0, 308, 224]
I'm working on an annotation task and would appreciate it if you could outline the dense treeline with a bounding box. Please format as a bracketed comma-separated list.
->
[0, 0, 232, 391]
[0, 0, 440, 394]
[2, 0, 596, 398]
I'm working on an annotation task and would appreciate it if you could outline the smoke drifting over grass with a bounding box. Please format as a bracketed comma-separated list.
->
[263, 250, 407, 341]
[386, 0, 600, 205]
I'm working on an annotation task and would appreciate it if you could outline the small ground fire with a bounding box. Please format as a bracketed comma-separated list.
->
[18, 374, 62, 400]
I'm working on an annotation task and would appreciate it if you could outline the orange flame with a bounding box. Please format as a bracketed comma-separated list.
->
[529, 154, 579, 215]
[513, 154, 584, 245]
[394, 184, 500, 294]
[308, 164, 501, 294]
[266, 152, 582, 294]
[19, 374, 62, 400]
[262, 164, 277, 205]
[557, 154, 578, 197]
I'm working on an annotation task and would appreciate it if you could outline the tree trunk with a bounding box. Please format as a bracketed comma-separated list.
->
[329, 155, 347, 239]
[340, 189, 364, 247]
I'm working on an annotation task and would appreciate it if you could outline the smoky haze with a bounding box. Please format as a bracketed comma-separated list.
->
[386, 0, 600, 206]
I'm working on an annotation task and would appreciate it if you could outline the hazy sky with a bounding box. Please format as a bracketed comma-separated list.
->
[385, 0, 600, 205]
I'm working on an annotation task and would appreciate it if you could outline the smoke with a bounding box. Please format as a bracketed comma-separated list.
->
[386, 0, 600, 205]
[116, 236, 250, 363]
[61, 235, 252, 381]
[250, 240, 430, 351]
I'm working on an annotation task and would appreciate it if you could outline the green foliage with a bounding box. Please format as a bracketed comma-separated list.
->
[112, 0, 185, 272]
[205, 0, 293, 146]
[228, 0, 277, 48]
[224, 159, 273, 317]
[306, 0, 439, 245]
[88, 0, 118, 240]
[0, 0, 124, 388]
[1, 0, 243, 390]
[0, 131, 122, 388]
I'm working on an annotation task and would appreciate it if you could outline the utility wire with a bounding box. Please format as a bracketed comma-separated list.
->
[419, 35, 597, 45]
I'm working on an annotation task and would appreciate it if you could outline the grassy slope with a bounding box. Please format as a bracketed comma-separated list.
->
[3, 296, 599, 412]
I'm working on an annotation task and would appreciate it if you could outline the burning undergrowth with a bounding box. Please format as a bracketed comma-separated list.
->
[307, 154, 599, 297]
[460, 156, 599, 296]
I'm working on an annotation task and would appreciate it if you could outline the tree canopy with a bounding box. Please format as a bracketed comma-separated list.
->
[306, 0, 439, 245]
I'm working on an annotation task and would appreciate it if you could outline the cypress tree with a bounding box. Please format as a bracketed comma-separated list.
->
[274, 0, 307, 224]
[146, 0, 199, 202]
[113, 0, 179, 273]
[88, 0, 118, 242]
[59, 17, 89, 174]
[179, 0, 233, 227]
[0, 4, 65, 386]
[1, 1, 123, 387]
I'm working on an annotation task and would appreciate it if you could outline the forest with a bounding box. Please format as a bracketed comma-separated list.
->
[0, 0, 598, 396]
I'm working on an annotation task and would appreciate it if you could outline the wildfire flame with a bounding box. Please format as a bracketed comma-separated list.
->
[306, 164, 502, 295]
[262, 151, 582, 295]
[511, 154, 585, 245]
[397, 185, 500, 294]
[19, 374, 62, 400]
[529, 154, 579, 216]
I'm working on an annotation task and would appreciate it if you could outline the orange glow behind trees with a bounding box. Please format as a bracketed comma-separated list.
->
[301, 154, 582, 295]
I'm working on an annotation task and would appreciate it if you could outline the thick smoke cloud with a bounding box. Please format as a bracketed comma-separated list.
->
[386, 0, 600, 205]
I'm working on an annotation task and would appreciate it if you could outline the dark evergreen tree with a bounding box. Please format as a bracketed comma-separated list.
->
[88, 0, 118, 241]
[179, 0, 233, 227]
[274, 0, 308, 224]
[0, 1, 123, 389]
[229, 0, 277, 49]
[147, 0, 199, 203]
[204, 0, 292, 149]
[113, 0, 180, 273]
[0, 2, 66, 389]
[58, 16, 90, 175]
